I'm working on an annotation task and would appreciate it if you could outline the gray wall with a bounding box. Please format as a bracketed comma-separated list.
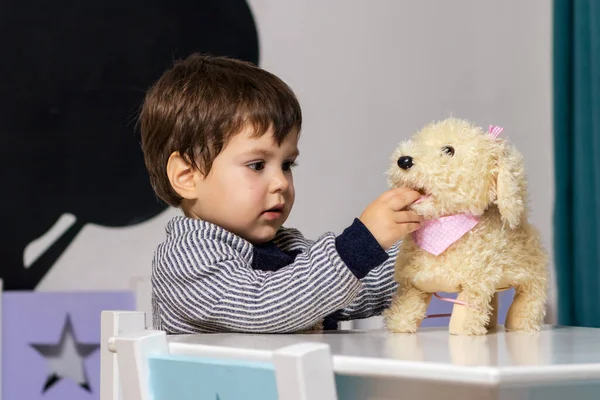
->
[37, 0, 555, 324]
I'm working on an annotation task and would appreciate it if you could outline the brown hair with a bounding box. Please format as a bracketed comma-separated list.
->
[139, 53, 302, 207]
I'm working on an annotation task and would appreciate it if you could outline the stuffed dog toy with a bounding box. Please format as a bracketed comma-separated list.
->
[383, 118, 548, 335]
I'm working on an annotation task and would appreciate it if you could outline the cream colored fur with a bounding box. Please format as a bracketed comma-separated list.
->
[383, 118, 549, 335]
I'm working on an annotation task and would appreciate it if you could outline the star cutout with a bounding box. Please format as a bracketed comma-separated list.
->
[30, 314, 99, 393]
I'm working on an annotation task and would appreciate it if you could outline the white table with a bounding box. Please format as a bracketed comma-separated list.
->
[167, 325, 600, 400]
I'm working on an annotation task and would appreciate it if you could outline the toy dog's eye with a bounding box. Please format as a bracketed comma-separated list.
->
[441, 146, 455, 157]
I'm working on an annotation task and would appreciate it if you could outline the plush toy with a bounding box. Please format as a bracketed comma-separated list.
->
[383, 118, 549, 335]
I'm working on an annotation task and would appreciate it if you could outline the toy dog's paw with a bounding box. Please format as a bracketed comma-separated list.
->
[449, 322, 488, 336]
[505, 319, 543, 332]
[384, 314, 419, 333]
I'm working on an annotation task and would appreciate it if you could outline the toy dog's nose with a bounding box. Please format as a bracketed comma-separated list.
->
[397, 156, 414, 170]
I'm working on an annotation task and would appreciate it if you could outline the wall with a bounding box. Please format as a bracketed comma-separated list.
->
[35, 0, 555, 325]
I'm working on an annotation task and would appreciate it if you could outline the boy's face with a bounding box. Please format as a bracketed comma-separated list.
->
[187, 126, 299, 244]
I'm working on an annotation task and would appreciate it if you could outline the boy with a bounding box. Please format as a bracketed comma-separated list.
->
[140, 53, 422, 334]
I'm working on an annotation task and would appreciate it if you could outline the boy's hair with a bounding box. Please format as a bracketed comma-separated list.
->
[139, 53, 302, 207]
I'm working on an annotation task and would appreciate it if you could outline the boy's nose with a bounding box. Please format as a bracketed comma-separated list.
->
[271, 172, 289, 192]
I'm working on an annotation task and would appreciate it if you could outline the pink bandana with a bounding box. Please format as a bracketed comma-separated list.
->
[413, 213, 480, 256]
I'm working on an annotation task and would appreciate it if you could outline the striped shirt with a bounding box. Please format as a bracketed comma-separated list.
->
[152, 216, 399, 334]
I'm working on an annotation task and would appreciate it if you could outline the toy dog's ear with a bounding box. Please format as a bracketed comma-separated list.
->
[494, 143, 526, 229]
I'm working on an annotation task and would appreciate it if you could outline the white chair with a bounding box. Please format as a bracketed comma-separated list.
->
[128, 276, 153, 329]
[100, 311, 338, 400]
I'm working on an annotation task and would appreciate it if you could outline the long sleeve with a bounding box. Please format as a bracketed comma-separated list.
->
[152, 217, 365, 334]
[276, 219, 400, 324]
[333, 241, 399, 321]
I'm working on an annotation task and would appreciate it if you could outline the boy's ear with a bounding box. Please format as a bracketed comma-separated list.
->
[166, 152, 200, 200]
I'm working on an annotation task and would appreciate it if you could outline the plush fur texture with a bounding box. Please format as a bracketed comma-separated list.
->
[383, 118, 549, 335]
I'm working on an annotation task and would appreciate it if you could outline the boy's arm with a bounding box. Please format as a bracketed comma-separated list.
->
[329, 241, 400, 322]
[152, 219, 388, 334]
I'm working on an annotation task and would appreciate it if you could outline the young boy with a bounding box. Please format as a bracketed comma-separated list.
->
[139, 53, 422, 334]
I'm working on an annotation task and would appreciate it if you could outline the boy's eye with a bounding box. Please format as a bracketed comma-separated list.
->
[283, 161, 298, 171]
[248, 162, 265, 171]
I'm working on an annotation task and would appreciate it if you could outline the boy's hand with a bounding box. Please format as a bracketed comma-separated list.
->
[359, 187, 423, 250]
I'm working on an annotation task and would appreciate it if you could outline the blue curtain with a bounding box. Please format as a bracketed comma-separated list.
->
[553, 0, 600, 327]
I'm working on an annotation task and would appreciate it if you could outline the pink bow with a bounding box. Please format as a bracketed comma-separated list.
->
[488, 125, 503, 138]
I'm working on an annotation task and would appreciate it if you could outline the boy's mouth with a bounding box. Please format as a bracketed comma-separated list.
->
[262, 204, 284, 219]
[265, 204, 284, 212]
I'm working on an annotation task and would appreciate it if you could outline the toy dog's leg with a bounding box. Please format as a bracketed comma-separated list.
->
[384, 285, 431, 333]
[485, 292, 499, 331]
[505, 282, 546, 332]
[449, 287, 495, 335]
